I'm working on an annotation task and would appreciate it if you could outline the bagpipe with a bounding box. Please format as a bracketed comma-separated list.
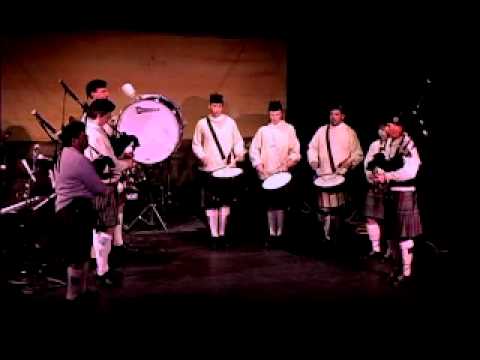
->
[31, 110, 118, 181]
[107, 126, 139, 158]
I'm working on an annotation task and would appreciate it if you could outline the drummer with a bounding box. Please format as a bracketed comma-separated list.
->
[307, 105, 363, 244]
[192, 93, 245, 248]
[249, 101, 300, 247]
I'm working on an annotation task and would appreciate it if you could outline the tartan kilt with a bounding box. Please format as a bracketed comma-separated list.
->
[364, 185, 386, 220]
[317, 191, 347, 210]
[94, 184, 118, 230]
[385, 191, 422, 239]
[200, 171, 242, 209]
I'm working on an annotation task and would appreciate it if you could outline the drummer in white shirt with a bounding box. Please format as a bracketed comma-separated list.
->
[192, 93, 245, 248]
[307, 105, 363, 244]
[249, 101, 301, 247]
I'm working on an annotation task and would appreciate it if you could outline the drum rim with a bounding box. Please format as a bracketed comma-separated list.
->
[117, 96, 184, 164]
[313, 174, 345, 187]
[212, 167, 243, 178]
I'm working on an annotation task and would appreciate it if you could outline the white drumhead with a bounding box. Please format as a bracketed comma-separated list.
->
[117, 98, 182, 164]
[126, 193, 139, 201]
[212, 167, 243, 178]
[314, 174, 345, 187]
[262, 172, 292, 190]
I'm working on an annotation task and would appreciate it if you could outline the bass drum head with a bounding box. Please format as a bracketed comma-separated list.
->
[117, 96, 183, 164]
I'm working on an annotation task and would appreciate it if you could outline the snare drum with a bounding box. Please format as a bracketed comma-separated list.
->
[313, 174, 346, 209]
[261, 172, 293, 210]
[212, 167, 243, 179]
[202, 167, 244, 208]
[262, 172, 292, 190]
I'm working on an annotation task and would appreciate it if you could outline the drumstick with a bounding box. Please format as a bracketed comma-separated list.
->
[211, 165, 228, 173]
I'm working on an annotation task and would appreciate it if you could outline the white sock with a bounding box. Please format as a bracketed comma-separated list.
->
[267, 211, 276, 236]
[113, 210, 124, 247]
[275, 210, 284, 236]
[400, 239, 414, 277]
[66, 266, 84, 301]
[323, 215, 331, 241]
[93, 230, 112, 276]
[219, 206, 230, 236]
[206, 209, 219, 237]
[366, 222, 381, 252]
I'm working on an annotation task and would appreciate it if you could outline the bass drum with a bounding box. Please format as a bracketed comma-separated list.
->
[117, 95, 184, 164]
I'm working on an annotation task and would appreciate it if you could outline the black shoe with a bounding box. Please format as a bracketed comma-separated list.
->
[391, 274, 413, 288]
[96, 273, 114, 287]
[274, 234, 285, 249]
[265, 235, 275, 249]
[368, 251, 384, 260]
[209, 236, 220, 250]
[222, 235, 233, 248]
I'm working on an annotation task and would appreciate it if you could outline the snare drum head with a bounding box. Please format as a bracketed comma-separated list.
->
[212, 167, 243, 178]
[262, 172, 292, 190]
[117, 97, 183, 164]
[314, 174, 345, 187]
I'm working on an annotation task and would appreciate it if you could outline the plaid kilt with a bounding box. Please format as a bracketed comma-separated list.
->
[200, 171, 242, 209]
[385, 190, 422, 239]
[94, 184, 118, 230]
[364, 185, 386, 220]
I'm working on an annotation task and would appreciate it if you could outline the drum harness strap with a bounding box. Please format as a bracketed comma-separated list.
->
[206, 116, 228, 162]
[326, 125, 336, 174]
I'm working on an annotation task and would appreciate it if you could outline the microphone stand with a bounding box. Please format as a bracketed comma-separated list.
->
[59, 79, 89, 113]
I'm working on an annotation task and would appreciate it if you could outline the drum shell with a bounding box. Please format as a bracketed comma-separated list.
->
[200, 170, 244, 208]
[314, 180, 347, 209]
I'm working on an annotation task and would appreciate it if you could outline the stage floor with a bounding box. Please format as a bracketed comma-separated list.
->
[2, 214, 449, 329]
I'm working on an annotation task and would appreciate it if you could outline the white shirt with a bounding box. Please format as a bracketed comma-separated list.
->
[307, 122, 363, 176]
[384, 133, 421, 189]
[192, 114, 245, 172]
[84, 120, 129, 178]
[249, 120, 301, 179]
